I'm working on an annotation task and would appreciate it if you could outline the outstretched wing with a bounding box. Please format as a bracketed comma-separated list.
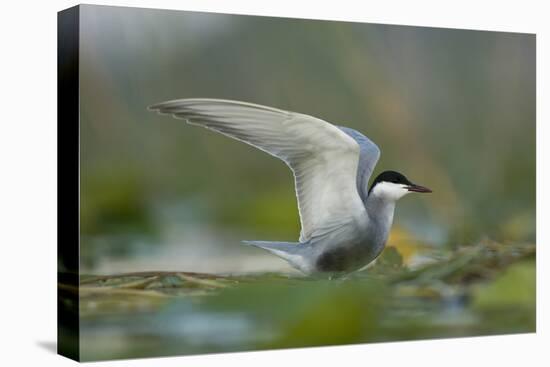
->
[149, 98, 367, 242]
[338, 126, 381, 204]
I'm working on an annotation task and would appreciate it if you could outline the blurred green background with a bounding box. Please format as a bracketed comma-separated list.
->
[71, 5, 536, 361]
[79, 5, 535, 273]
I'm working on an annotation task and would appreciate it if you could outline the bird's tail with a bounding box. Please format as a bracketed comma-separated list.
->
[242, 240, 308, 271]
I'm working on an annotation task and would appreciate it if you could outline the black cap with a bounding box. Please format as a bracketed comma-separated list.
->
[368, 170, 413, 194]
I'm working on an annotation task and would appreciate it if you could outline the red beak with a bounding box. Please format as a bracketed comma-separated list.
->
[407, 184, 432, 193]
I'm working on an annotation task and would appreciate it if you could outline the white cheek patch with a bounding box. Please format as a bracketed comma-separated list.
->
[371, 182, 410, 200]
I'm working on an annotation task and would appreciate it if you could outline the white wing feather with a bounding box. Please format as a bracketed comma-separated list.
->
[149, 99, 367, 242]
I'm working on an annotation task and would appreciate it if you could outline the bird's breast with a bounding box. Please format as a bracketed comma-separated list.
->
[313, 237, 382, 273]
[308, 209, 391, 274]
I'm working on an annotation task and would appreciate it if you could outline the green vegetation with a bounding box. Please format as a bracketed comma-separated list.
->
[67, 241, 535, 361]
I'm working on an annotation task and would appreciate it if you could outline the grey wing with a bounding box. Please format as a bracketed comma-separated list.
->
[149, 99, 367, 243]
[338, 126, 381, 204]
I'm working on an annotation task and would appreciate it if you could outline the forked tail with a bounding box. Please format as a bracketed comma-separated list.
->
[242, 240, 309, 273]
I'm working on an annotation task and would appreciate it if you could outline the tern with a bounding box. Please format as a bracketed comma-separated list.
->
[149, 99, 431, 275]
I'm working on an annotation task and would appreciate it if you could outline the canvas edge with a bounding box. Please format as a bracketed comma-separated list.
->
[57, 4, 81, 362]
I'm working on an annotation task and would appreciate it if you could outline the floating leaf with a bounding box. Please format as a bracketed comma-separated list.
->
[472, 260, 535, 309]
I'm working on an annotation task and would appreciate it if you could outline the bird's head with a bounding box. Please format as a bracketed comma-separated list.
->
[368, 170, 432, 201]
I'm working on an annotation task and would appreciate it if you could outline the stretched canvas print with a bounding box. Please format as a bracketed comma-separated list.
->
[58, 4, 536, 362]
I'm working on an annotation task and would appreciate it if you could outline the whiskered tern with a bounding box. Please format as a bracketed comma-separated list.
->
[149, 99, 431, 275]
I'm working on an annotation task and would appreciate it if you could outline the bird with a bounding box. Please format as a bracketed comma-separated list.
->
[149, 98, 431, 275]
